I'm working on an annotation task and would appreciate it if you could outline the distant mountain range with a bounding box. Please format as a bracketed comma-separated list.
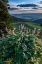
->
[11, 13, 42, 24]
[32, 19, 42, 24]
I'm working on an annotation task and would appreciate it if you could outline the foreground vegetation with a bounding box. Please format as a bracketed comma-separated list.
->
[0, 28, 42, 64]
[0, 24, 42, 64]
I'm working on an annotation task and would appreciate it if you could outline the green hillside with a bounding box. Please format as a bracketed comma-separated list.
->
[11, 16, 42, 30]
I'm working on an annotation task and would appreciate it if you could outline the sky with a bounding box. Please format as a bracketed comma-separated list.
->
[8, 0, 42, 14]
[9, 0, 41, 4]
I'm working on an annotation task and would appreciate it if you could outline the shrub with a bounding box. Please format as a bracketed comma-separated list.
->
[0, 32, 42, 64]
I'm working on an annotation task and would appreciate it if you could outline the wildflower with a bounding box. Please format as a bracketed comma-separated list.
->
[26, 28, 29, 34]
[32, 30, 35, 34]
[0, 30, 3, 33]
[21, 24, 22, 29]
[33, 28, 36, 34]
[29, 29, 31, 33]
[21, 33, 24, 39]
[36, 29, 41, 36]
[34, 28, 36, 30]
[1, 33, 5, 38]
[21, 24, 24, 29]
[8, 30, 11, 34]
[24, 27, 26, 32]
[22, 24, 24, 29]
[14, 28, 16, 31]
[5, 26, 8, 32]
[19, 25, 20, 30]
[11, 29, 14, 34]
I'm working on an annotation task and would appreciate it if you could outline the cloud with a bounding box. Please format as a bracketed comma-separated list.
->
[9, 9, 42, 14]
[9, 3, 39, 11]
[17, 4, 38, 7]
[8, 2, 42, 14]
[38, 7, 42, 10]
[9, 8, 19, 10]
[39, 1, 42, 4]
[32, 7, 38, 9]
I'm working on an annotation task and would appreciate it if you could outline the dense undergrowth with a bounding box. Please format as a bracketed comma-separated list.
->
[0, 30, 42, 64]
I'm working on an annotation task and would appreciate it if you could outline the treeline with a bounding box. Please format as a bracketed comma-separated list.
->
[11, 16, 28, 23]
[0, 1, 12, 29]
[32, 19, 42, 24]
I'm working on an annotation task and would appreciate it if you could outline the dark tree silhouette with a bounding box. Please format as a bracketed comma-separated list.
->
[1, 0, 8, 3]
[0, 1, 11, 29]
